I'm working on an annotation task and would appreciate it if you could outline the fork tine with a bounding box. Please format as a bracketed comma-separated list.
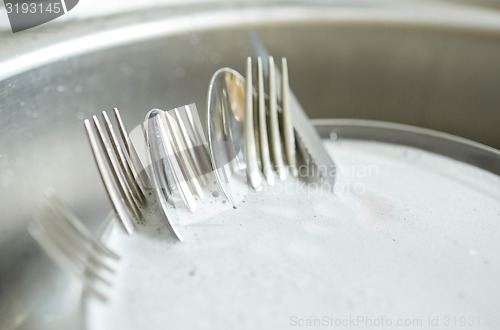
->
[47, 191, 119, 260]
[40, 223, 113, 285]
[184, 105, 214, 175]
[92, 115, 142, 222]
[163, 111, 204, 198]
[114, 108, 152, 190]
[268, 56, 287, 180]
[257, 57, 275, 185]
[102, 111, 145, 205]
[281, 58, 298, 177]
[42, 206, 114, 273]
[245, 57, 263, 191]
[84, 119, 135, 235]
[155, 111, 198, 212]
[184, 105, 209, 152]
[30, 195, 119, 287]
[38, 206, 114, 278]
[145, 110, 185, 241]
[28, 222, 109, 302]
[174, 108, 208, 187]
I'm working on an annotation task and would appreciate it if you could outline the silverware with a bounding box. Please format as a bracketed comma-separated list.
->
[206, 56, 300, 200]
[84, 108, 141, 235]
[245, 56, 297, 190]
[28, 190, 119, 301]
[144, 106, 211, 218]
[249, 32, 337, 190]
[84, 108, 184, 241]
[84, 104, 212, 242]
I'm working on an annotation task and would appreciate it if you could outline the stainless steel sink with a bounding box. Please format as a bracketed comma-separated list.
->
[1, 2, 500, 329]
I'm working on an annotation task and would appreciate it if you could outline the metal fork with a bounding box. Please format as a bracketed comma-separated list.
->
[84, 106, 208, 242]
[28, 190, 119, 301]
[84, 108, 143, 236]
[249, 32, 337, 191]
[144, 107, 207, 215]
[245, 56, 298, 191]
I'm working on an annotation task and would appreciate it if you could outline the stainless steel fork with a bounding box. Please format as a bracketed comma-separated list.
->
[144, 107, 208, 215]
[28, 190, 119, 301]
[84, 108, 185, 240]
[84, 105, 209, 242]
[245, 56, 298, 191]
[84, 109, 143, 236]
[249, 33, 337, 191]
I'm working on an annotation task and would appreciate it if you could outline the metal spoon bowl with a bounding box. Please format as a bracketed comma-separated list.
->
[206, 68, 248, 204]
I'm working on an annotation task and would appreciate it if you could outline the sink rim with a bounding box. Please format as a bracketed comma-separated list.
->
[2, 1, 500, 81]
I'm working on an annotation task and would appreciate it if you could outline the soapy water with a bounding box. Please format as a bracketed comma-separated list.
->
[86, 139, 500, 330]
[110, 135, 500, 235]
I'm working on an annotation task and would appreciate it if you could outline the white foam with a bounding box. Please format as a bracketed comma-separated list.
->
[86, 139, 500, 330]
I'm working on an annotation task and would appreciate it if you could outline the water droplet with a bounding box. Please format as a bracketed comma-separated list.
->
[20, 101, 25, 107]
[212, 191, 219, 197]
[57, 85, 65, 92]
[76, 111, 85, 120]
[329, 131, 338, 140]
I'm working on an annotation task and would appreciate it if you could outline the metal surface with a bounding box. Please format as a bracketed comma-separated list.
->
[144, 109, 187, 239]
[244, 57, 262, 190]
[257, 57, 275, 185]
[1, 2, 500, 329]
[249, 36, 333, 187]
[209, 55, 334, 197]
[313, 119, 500, 175]
[145, 109, 196, 215]
[84, 110, 138, 235]
[243, 56, 296, 190]
[206, 67, 246, 204]
[280, 57, 298, 178]
[267, 56, 288, 181]
[245, 56, 299, 187]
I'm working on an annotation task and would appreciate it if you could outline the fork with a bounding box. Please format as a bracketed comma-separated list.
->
[245, 56, 298, 191]
[84, 105, 209, 242]
[84, 107, 182, 241]
[249, 33, 337, 191]
[84, 108, 143, 236]
[28, 190, 119, 301]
